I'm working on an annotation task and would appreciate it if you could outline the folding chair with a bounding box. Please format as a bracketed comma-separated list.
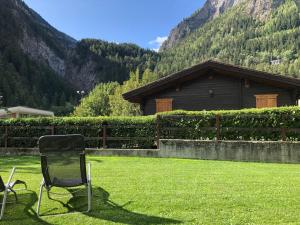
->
[0, 167, 27, 220]
[37, 135, 92, 216]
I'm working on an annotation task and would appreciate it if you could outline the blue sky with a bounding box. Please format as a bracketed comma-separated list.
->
[23, 0, 205, 51]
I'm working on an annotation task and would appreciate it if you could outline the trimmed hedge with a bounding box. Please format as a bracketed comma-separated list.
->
[0, 116, 156, 148]
[1, 107, 300, 149]
[158, 106, 300, 141]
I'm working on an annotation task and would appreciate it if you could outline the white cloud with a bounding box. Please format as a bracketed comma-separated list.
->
[152, 48, 160, 52]
[149, 36, 168, 51]
[149, 36, 168, 45]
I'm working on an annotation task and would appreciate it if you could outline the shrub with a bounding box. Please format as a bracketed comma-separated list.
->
[0, 116, 156, 148]
[1, 106, 300, 149]
[158, 106, 300, 141]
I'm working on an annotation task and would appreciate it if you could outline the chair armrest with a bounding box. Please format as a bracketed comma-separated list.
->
[6, 167, 16, 186]
[87, 162, 91, 181]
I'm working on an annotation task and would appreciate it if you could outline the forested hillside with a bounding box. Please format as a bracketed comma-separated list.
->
[3, 0, 300, 116]
[76, 0, 300, 117]
[0, 0, 76, 113]
[73, 68, 159, 116]
[0, 0, 159, 113]
[156, 0, 300, 78]
[67, 39, 159, 90]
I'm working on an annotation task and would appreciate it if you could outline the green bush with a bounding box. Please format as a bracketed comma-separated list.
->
[158, 106, 300, 141]
[0, 116, 156, 149]
[1, 107, 300, 149]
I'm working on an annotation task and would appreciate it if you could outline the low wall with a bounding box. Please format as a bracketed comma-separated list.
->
[159, 139, 300, 163]
[2, 140, 300, 163]
[0, 148, 159, 158]
[0, 148, 40, 156]
[86, 149, 159, 157]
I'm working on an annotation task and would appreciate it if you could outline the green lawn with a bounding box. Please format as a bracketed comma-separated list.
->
[1, 156, 300, 225]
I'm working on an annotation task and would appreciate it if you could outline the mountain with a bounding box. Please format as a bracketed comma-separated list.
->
[0, 0, 76, 112]
[0, 0, 76, 77]
[156, 0, 300, 78]
[160, 0, 284, 51]
[66, 39, 158, 91]
[2, 0, 300, 115]
[0, 0, 158, 113]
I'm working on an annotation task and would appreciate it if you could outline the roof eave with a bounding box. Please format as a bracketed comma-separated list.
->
[123, 60, 300, 102]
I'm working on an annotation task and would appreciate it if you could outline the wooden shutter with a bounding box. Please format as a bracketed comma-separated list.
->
[156, 99, 173, 113]
[255, 94, 278, 108]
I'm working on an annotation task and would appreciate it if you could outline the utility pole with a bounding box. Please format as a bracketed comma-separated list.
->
[0, 95, 9, 113]
[76, 90, 86, 102]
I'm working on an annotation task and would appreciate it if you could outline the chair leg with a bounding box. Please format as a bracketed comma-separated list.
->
[11, 180, 27, 190]
[36, 182, 44, 216]
[0, 189, 8, 220]
[87, 181, 92, 212]
[87, 162, 92, 212]
[22, 181, 27, 190]
[9, 188, 18, 202]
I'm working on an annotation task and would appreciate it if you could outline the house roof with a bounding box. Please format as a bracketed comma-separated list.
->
[123, 60, 300, 103]
[0, 106, 54, 117]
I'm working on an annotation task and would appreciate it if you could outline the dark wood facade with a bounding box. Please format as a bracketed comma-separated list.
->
[123, 60, 300, 115]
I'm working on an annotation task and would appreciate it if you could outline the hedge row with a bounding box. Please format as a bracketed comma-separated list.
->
[1, 107, 300, 149]
[158, 106, 300, 141]
[0, 116, 156, 148]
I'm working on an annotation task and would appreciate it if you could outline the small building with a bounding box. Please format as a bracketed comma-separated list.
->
[123, 60, 300, 115]
[0, 106, 54, 119]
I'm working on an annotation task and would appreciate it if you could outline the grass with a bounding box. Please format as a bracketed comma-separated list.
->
[1, 157, 300, 225]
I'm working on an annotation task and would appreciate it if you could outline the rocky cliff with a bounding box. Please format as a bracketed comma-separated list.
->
[0, 0, 159, 109]
[160, 0, 283, 51]
[10, 0, 76, 76]
[0, 0, 158, 92]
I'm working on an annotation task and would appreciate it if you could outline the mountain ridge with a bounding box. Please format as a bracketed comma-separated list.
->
[160, 0, 284, 51]
[155, 0, 300, 79]
[0, 0, 158, 111]
[1, 0, 300, 114]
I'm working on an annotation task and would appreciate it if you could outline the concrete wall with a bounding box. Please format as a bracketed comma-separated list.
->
[2, 140, 300, 163]
[0, 148, 40, 156]
[159, 139, 300, 163]
[0, 148, 159, 158]
[86, 149, 159, 157]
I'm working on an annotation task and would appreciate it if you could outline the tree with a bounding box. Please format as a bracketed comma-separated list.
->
[109, 70, 142, 116]
[155, 0, 300, 80]
[73, 82, 118, 116]
[109, 69, 159, 116]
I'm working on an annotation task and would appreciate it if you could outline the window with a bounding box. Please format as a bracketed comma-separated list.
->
[255, 94, 278, 108]
[156, 99, 173, 113]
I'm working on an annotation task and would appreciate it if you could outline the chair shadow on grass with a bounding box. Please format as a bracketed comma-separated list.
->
[1, 190, 51, 225]
[48, 186, 182, 225]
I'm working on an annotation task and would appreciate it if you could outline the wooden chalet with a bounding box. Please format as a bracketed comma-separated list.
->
[123, 60, 300, 115]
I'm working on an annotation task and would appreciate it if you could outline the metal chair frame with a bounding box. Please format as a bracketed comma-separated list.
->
[0, 167, 27, 220]
[36, 135, 92, 216]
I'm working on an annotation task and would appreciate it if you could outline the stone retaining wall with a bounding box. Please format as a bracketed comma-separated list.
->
[0, 148, 159, 157]
[159, 139, 300, 163]
[2, 140, 300, 163]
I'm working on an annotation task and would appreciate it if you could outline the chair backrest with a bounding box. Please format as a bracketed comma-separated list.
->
[38, 135, 87, 187]
[0, 176, 5, 192]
